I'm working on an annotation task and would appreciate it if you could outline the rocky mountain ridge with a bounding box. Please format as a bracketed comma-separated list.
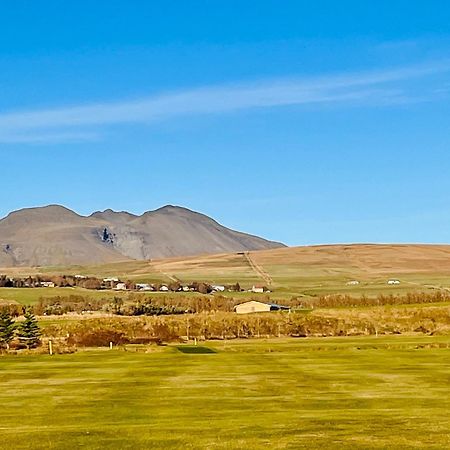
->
[0, 204, 285, 266]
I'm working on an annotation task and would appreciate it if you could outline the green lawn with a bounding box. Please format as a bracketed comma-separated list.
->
[0, 287, 116, 305]
[1, 336, 450, 449]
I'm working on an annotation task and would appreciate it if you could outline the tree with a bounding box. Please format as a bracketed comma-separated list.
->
[18, 309, 41, 349]
[168, 281, 181, 292]
[111, 296, 124, 315]
[0, 309, 15, 349]
[197, 282, 212, 294]
[82, 278, 102, 290]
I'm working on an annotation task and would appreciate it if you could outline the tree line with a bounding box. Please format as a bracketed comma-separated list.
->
[0, 274, 242, 293]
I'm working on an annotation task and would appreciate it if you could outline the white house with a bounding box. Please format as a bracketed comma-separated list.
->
[387, 279, 400, 285]
[251, 285, 267, 294]
[234, 300, 290, 314]
[41, 281, 55, 288]
[212, 285, 226, 292]
[103, 277, 119, 283]
[346, 280, 360, 286]
[136, 283, 153, 291]
[115, 282, 127, 291]
[159, 285, 169, 292]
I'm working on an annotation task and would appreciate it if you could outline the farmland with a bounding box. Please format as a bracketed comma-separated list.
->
[2, 245, 450, 448]
[4, 244, 450, 305]
[1, 336, 450, 449]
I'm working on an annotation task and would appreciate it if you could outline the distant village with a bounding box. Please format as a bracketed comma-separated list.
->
[0, 274, 270, 294]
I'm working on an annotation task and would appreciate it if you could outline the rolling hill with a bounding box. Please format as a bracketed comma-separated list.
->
[0, 204, 285, 266]
[59, 243, 450, 298]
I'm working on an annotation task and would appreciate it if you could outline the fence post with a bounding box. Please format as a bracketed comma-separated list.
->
[186, 318, 190, 341]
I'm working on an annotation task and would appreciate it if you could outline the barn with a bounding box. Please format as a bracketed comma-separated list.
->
[234, 300, 290, 314]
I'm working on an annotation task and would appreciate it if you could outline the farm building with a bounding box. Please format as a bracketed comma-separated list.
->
[387, 279, 401, 285]
[346, 280, 360, 286]
[234, 301, 290, 314]
[212, 285, 225, 292]
[251, 285, 268, 293]
[115, 282, 127, 291]
[103, 277, 119, 283]
[136, 283, 153, 291]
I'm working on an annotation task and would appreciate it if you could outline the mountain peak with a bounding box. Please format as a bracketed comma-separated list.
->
[90, 209, 138, 218]
[0, 203, 285, 266]
[1, 204, 81, 224]
[152, 204, 192, 214]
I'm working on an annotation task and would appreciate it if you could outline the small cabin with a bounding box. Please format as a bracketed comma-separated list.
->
[251, 285, 268, 293]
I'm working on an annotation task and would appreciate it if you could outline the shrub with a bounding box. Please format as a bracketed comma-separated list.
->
[67, 329, 129, 347]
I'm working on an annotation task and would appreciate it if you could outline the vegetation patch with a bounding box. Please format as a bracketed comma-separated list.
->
[176, 345, 217, 354]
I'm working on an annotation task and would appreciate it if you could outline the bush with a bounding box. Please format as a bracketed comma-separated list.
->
[67, 329, 129, 347]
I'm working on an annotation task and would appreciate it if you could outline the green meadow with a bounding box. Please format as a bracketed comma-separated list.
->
[1, 335, 450, 449]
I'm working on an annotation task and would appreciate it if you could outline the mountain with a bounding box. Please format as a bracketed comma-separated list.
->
[0, 205, 285, 267]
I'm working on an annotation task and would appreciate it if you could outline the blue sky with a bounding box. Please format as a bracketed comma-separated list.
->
[1, 1, 450, 245]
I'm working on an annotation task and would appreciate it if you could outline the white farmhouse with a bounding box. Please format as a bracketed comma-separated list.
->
[251, 285, 267, 294]
[387, 279, 400, 285]
[115, 282, 127, 291]
[136, 283, 153, 291]
[212, 285, 226, 292]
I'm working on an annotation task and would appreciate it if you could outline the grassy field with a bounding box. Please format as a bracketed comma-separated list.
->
[1, 335, 450, 449]
[0, 287, 118, 305]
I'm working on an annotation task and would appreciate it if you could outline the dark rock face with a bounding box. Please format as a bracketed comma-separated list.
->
[0, 204, 286, 266]
[101, 228, 115, 244]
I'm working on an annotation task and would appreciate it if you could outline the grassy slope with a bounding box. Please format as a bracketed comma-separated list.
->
[1, 336, 450, 449]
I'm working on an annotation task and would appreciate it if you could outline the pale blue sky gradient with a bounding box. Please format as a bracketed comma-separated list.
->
[1, 1, 450, 245]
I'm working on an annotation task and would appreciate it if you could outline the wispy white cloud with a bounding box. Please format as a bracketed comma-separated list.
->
[0, 60, 449, 144]
[0, 131, 100, 144]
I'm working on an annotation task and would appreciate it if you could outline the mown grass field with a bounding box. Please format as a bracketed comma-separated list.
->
[1, 335, 450, 449]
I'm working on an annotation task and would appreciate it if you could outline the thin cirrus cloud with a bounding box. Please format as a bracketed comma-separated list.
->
[0, 60, 449, 144]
